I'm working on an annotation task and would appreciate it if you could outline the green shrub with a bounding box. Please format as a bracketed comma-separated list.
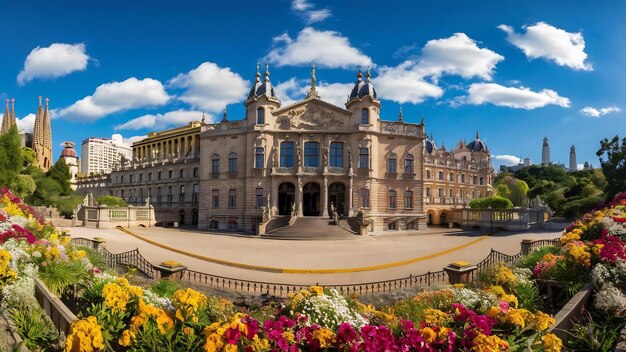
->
[9, 305, 61, 351]
[518, 246, 559, 269]
[565, 312, 626, 352]
[468, 196, 513, 209]
[38, 260, 87, 296]
[560, 196, 603, 219]
[96, 195, 127, 207]
[150, 279, 181, 298]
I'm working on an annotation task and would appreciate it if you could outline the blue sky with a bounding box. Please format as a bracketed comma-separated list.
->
[2, 0, 625, 170]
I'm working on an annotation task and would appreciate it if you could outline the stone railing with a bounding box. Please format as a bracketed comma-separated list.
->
[34, 277, 77, 335]
[78, 204, 156, 229]
[450, 207, 551, 231]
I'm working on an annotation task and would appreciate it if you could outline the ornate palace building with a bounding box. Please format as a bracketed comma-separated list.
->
[423, 133, 494, 225]
[197, 66, 426, 233]
[78, 65, 494, 234]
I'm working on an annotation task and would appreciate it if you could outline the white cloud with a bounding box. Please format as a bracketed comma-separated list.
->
[114, 110, 207, 131]
[499, 22, 592, 71]
[414, 33, 504, 81]
[494, 155, 522, 166]
[122, 135, 146, 145]
[266, 27, 372, 68]
[580, 106, 621, 117]
[273, 78, 352, 107]
[56, 77, 170, 121]
[17, 43, 90, 85]
[374, 63, 444, 104]
[168, 62, 249, 112]
[373, 33, 502, 104]
[464, 83, 570, 109]
[291, 0, 331, 24]
[16, 113, 36, 133]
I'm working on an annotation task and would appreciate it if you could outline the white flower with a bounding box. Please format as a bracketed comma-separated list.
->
[594, 284, 626, 313]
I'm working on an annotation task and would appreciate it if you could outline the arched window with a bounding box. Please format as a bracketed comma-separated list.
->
[280, 142, 295, 167]
[304, 142, 319, 167]
[405, 191, 413, 209]
[255, 147, 264, 169]
[438, 171, 444, 180]
[229, 189, 236, 208]
[359, 147, 369, 169]
[211, 154, 220, 178]
[438, 188, 444, 197]
[228, 152, 237, 173]
[388, 190, 396, 209]
[404, 154, 414, 174]
[361, 108, 369, 125]
[329, 142, 343, 167]
[256, 107, 265, 125]
[387, 153, 397, 173]
[480, 177, 484, 185]
[426, 187, 431, 197]
[449, 189, 453, 197]
[461, 174, 466, 183]
[449, 173, 454, 182]
[426, 170, 431, 179]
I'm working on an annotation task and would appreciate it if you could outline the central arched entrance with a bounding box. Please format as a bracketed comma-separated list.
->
[278, 182, 295, 215]
[303, 182, 321, 216]
[328, 182, 346, 216]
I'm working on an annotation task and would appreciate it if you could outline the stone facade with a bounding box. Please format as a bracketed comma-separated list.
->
[197, 67, 426, 233]
[423, 133, 494, 225]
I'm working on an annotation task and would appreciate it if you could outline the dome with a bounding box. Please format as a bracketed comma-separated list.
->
[424, 134, 437, 154]
[61, 142, 77, 158]
[466, 131, 488, 152]
[348, 68, 377, 102]
[247, 64, 277, 101]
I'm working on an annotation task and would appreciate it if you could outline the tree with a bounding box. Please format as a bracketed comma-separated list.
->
[47, 159, 72, 195]
[597, 135, 626, 199]
[21, 147, 36, 169]
[9, 175, 36, 198]
[0, 125, 23, 186]
[469, 196, 513, 209]
[494, 184, 511, 199]
[96, 195, 127, 207]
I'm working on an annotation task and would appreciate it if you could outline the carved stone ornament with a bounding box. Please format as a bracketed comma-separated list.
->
[277, 103, 344, 130]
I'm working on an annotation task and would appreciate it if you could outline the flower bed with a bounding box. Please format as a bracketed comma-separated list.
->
[0, 187, 566, 351]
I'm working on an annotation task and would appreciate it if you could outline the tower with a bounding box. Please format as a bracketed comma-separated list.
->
[60, 142, 79, 190]
[541, 137, 550, 165]
[569, 145, 577, 172]
[32, 97, 53, 171]
[0, 98, 17, 134]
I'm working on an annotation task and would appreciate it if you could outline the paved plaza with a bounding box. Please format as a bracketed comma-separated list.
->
[61, 223, 565, 286]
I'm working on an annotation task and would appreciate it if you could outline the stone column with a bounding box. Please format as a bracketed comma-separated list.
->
[322, 176, 328, 217]
[347, 176, 353, 216]
[271, 177, 278, 216]
[296, 177, 303, 217]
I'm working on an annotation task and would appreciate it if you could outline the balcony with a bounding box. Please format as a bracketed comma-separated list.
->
[385, 172, 398, 179]
[253, 168, 266, 177]
[228, 171, 238, 179]
[356, 168, 371, 177]
[403, 172, 416, 180]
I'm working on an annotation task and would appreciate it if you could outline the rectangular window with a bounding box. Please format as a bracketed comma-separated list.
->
[139, 174, 143, 182]
[359, 148, 369, 169]
[280, 142, 295, 167]
[148, 172, 152, 181]
[120, 175, 124, 183]
[193, 168, 199, 177]
[212, 158, 220, 178]
[405, 191, 413, 209]
[360, 189, 370, 208]
[180, 169, 185, 178]
[129, 175, 134, 182]
[256, 188, 264, 207]
[228, 189, 236, 208]
[192, 184, 199, 203]
[304, 142, 319, 167]
[361, 109, 369, 125]
[388, 190, 396, 209]
[158, 171, 162, 180]
[212, 190, 219, 208]
[168, 170, 173, 178]
[388, 158, 397, 173]
[329, 142, 343, 168]
[405, 157, 414, 174]
[228, 156, 237, 173]
[255, 147, 264, 169]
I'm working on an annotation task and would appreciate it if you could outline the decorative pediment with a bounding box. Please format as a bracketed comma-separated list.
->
[274, 99, 349, 131]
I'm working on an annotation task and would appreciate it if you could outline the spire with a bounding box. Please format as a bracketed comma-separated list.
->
[307, 64, 320, 99]
[255, 63, 261, 83]
[0, 99, 8, 133]
[398, 107, 403, 122]
[421, 114, 424, 125]
[43, 98, 52, 149]
[430, 133, 433, 141]
[356, 66, 363, 83]
[476, 130, 480, 139]
[264, 64, 270, 82]
[10, 98, 16, 127]
[366, 66, 371, 82]
[222, 106, 228, 122]
[201, 112, 206, 124]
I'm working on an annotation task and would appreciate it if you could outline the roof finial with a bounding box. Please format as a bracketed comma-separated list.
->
[366, 66, 371, 82]
[307, 63, 319, 98]
[264, 64, 270, 82]
[201, 112, 206, 124]
[476, 130, 479, 139]
[421, 114, 424, 125]
[398, 106, 403, 122]
[4, 99, 8, 110]
[11, 98, 14, 111]
[45, 97, 49, 108]
[430, 133, 434, 141]
[222, 106, 228, 122]
[255, 63, 261, 82]
[356, 66, 363, 82]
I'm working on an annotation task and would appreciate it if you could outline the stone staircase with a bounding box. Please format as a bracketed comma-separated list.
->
[262, 217, 358, 240]
[338, 217, 360, 234]
[264, 216, 291, 233]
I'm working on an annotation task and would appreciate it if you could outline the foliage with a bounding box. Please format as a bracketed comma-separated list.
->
[0, 125, 23, 187]
[38, 259, 87, 296]
[565, 312, 625, 352]
[96, 195, 127, 207]
[47, 158, 72, 195]
[8, 306, 61, 351]
[518, 246, 559, 269]
[469, 195, 513, 209]
[9, 174, 36, 199]
[597, 135, 626, 200]
[560, 196, 604, 219]
[150, 278, 181, 298]
[20, 147, 36, 170]
[50, 194, 84, 217]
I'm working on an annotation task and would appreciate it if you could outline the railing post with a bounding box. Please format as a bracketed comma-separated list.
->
[91, 237, 106, 252]
[153, 261, 187, 280]
[520, 239, 533, 256]
[444, 262, 477, 285]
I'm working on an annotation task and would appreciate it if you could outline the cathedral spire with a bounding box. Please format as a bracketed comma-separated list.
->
[10, 98, 16, 127]
[1, 99, 8, 133]
[398, 106, 403, 122]
[307, 64, 320, 99]
[255, 63, 261, 83]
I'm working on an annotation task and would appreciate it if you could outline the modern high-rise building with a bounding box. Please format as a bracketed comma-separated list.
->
[541, 137, 550, 166]
[569, 145, 577, 172]
[80, 134, 132, 174]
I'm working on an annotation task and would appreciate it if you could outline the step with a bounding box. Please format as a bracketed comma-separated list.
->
[262, 217, 358, 240]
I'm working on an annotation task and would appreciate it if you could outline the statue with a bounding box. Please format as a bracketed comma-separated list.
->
[296, 141, 302, 167]
[322, 146, 328, 167]
[347, 146, 353, 169]
[145, 197, 151, 207]
[261, 206, 270, 223]
[271, 146, 277, 168]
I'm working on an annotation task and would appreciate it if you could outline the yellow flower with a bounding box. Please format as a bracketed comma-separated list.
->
[485, 306, 501, 318]
[172, 288, 208, 322]
[102, 282, 130, 312]
[472, 333, 509, 351]
[486, 286, 518, 308]
[2, 196, 24, 217]
[312, 328, 335, 348]
[133, 299, 174, 334]
[248, 335, 270, 352]
[542, 333, 563, 352]
[118, 329, 135, 346]
[309, 285, 325, 296]
[420, 327, 437, 344]
[423, 308, 450, 325]
[65, 316, 105, 352]
[282, 331, 295, 344]
[44, 245, 60, 262]
[0, 250, 16, 288]
[60, 234, 72, 246]
[494, 266, 517, 286]
[505, 308, 531, 329]
[533, 311, 555, 331]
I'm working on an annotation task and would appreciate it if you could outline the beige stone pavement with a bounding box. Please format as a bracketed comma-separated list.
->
[58, 223, 565, 286]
